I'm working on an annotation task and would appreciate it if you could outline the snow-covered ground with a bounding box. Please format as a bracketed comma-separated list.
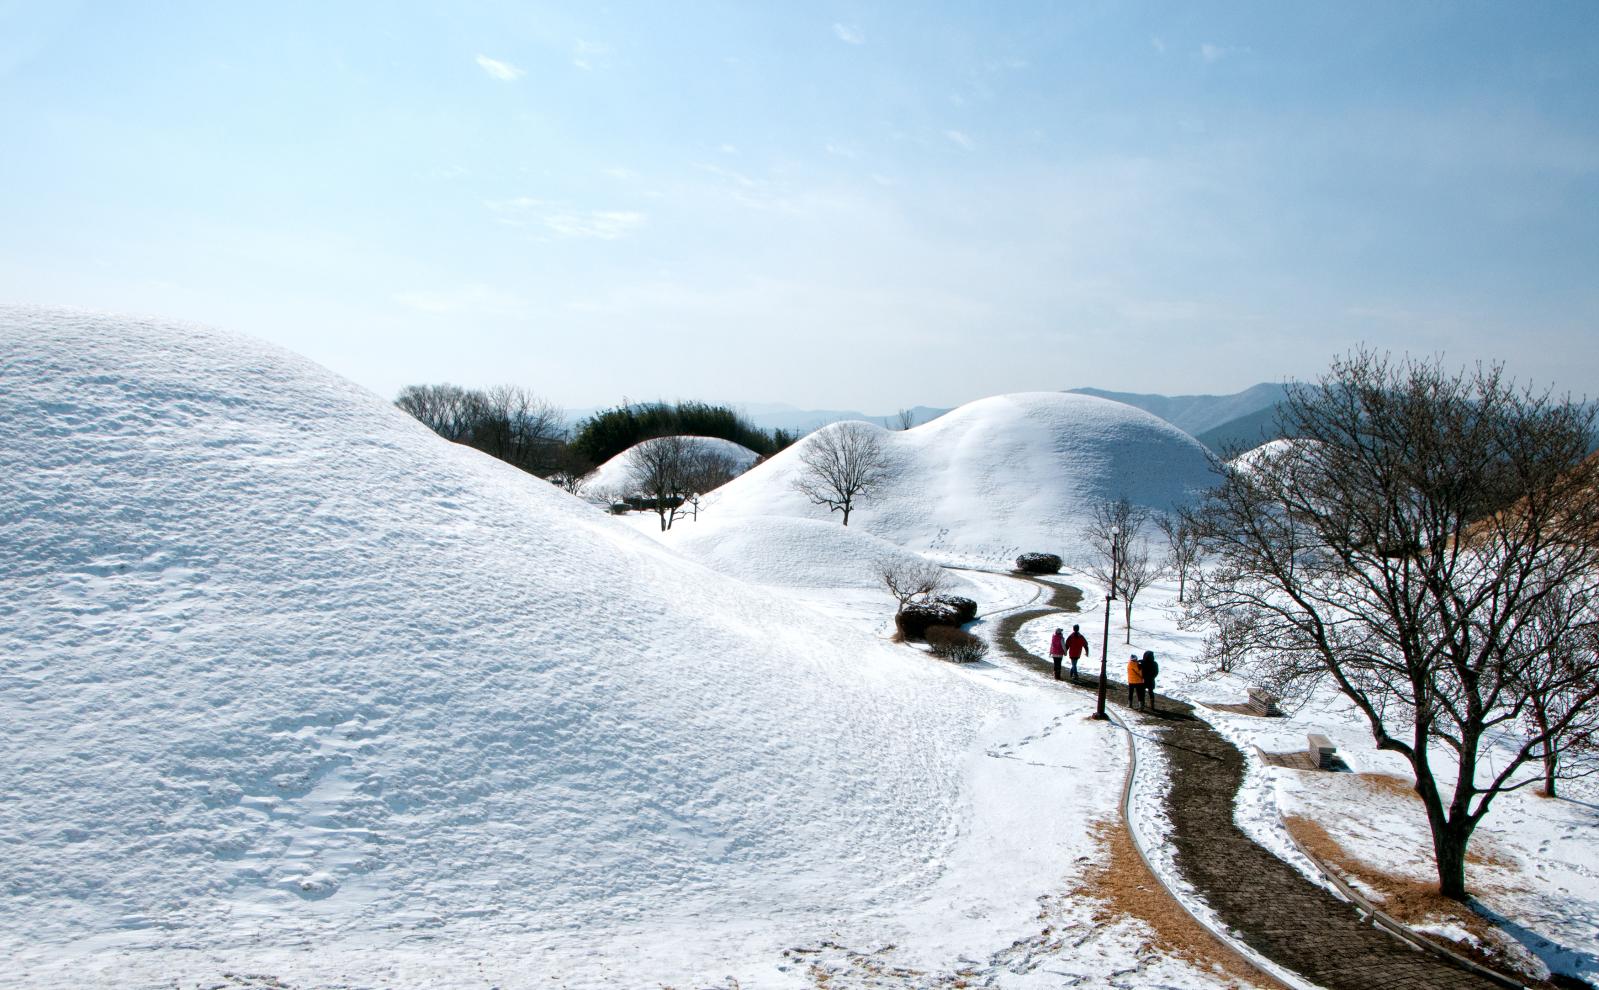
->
[1019, 571, 1599, 987]
[0, 308, 1242, 989]
[583, 434, 760, 501]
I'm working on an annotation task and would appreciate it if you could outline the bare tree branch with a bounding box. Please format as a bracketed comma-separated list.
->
[793, 422, 889, 526]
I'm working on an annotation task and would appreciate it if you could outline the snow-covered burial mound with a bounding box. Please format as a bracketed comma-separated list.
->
[707, 392, 1217, 564]
[586, 434, 759, 497]
[665, 514, 972, 593]
[0, 309, 998, 975]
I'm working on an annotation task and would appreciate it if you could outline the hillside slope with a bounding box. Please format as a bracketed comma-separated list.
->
[0, 308, 1023, 982]
[705, 392, 1217, 565]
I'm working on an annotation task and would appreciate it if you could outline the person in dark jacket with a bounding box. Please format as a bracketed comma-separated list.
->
[1139, 650, 1160, 712]
[1064, 624, 1090, 682]
[1048, 628, 1066, 680]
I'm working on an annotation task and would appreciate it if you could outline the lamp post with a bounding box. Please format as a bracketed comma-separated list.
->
[1093, 526, 1120, 720]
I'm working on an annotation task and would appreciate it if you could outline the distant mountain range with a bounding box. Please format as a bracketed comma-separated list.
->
[1065, 384, 1288, 437]
[1066, 384, 1289, 453]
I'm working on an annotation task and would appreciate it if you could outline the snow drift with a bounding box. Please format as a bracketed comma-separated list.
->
[704, 392, 1218, 565]
[585, 434, 760, 498]
[0, 308, 1005, 977]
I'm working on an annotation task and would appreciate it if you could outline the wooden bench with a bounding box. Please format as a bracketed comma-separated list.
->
[1307, 733, 1338, 769]
[1246, 687, 1282, 717]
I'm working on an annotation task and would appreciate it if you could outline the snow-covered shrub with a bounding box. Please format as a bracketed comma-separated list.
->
[933, 595, 977, 624]
[925, 626, 988, 663]
[1015, 552, 1062, 574]
[895, 600, 962, 641]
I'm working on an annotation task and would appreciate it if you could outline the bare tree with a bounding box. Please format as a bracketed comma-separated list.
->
[1083, 497, 1154, 640]
[551, 445, 596, 496]
[893, 408, 916, 430]
[1186, 350, 1599, 900]
[626, 436, 694, 531]
[1115, 537, 1163, 643]
[396, 383, 567, 476]
[396, 384, 484, 442]
[1509, 587, 1599, 798]
[1155, 512, 1201, 603]
[793, 422, 889, 526]
[880, 556, 950, 641]
[880, 556, 950, 611]
[477, 385, 566, 475]
[677, 448, 741, 521]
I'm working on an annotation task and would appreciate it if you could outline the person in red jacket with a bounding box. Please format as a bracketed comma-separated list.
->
[1064, 624, 1090, 682]
[1049, 628, 1066, 680]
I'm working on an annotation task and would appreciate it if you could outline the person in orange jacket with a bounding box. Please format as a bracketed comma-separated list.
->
[1126, 653, 1146, 709]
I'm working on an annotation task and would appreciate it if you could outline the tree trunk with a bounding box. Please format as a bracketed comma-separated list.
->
[841, 502, 851, 526]
[1545, 750, 1558, 798]
[1434, 826, 1469, 901]
[1177, 569, 1186, 604]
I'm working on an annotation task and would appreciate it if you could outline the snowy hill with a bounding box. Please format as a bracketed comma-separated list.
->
[704, 392, 1218, 565]
[662, 514, 974, 593]
[0, 308, 1057, 984]
[585, 434, 759, 497]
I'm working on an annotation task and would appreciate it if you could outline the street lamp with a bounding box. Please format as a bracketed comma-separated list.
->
[1093, 526, 1119, 720]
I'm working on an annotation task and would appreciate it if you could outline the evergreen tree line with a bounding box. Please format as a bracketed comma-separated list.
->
[568, 400, 797, 465]
[395, 386, 796, 482]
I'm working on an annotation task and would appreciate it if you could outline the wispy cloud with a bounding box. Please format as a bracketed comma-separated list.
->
[485, 197, 646, 239]
[944, 129, 974, 150]
[832, 22, 865, 45]
[1199, 43, 1249, 63]
[572, 39, 610, 71]
[475, 54, 524, 81]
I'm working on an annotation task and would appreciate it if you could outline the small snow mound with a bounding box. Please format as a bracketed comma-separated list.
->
[586, 435, 760, 498]
[1229, 437, 1304, 473]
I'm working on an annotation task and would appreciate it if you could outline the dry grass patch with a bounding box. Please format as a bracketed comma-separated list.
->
[1072, 818, 1283, 989]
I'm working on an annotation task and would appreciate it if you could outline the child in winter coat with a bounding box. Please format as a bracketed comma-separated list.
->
[1049, 628, 1066, 681]
[1126, 654, 1145, 709]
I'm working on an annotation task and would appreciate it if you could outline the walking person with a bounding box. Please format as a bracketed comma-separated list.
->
[1140, 650, 1160, 712]
[1064, 624, 1090, 682]
[1049, 628, 1066, 681]
[1126, 653, 1145, 709]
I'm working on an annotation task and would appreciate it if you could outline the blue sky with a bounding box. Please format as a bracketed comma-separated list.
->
[3, 2, 1596, 411]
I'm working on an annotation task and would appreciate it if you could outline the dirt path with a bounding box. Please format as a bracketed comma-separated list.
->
[982, 569, 1509, 990]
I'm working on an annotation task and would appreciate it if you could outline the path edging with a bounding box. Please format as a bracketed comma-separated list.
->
[1251, 745, 1530, 990]
[1112, 709, 1323, 990]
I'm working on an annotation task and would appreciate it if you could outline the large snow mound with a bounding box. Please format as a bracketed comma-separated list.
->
[0, 308, 1001, 973]
[586, 435, 760, 497]
[706, 392, 1218, 565]
[662, 514, 970, 593]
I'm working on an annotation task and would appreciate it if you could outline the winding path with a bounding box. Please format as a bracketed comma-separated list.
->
[981, 569, 1510, 990]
